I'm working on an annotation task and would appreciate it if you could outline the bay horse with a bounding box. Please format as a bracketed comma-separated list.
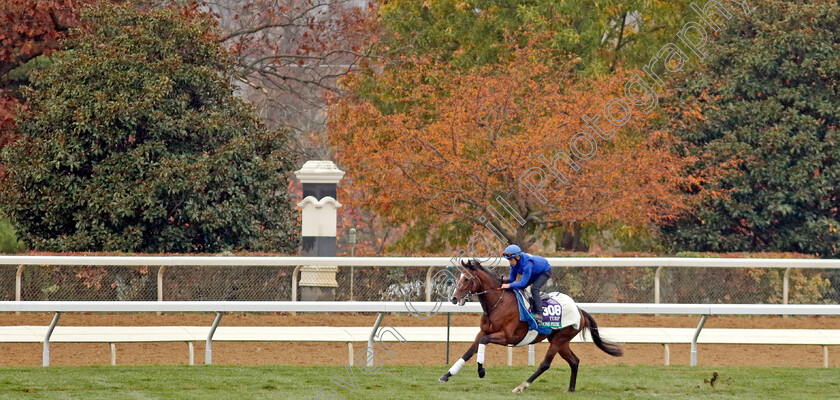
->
[438, 259, 622, 393]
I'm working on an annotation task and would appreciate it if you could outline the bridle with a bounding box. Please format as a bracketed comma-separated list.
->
[456, 272, 505, 314]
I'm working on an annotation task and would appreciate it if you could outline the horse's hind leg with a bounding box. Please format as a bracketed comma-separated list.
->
[558, 341, 580, 392]
[512, 339, 560, 393]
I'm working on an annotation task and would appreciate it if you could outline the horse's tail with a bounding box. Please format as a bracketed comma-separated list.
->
[581, 309, 623, 357]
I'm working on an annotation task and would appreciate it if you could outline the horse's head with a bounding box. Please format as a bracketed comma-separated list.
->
[450, 259, 484, 306]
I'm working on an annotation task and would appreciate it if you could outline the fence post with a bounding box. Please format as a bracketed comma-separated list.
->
[690, 315, 708, 367]
[426, 267, 435, 302]
[654, 266, 663, 304]
[528, 344, 535, 366]
[291, 266, 303, 316]
[156, 266, 166, 316]
[349, 228, 356, 301]
[823, 345, 829, 368]
[367, 313, 385, 367]
[15, 265, 24, 315]
[43, 312, 61, 367]
[783, 267, 791, 305]
[188, 342, 194, 366]
[205, 312, 223, 365]
[110, 343, 116, 366]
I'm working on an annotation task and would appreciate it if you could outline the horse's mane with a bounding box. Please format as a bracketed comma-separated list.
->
[464, 259, 502, 286]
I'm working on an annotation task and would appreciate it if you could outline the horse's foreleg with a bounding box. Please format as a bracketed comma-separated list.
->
[513, 339, 561, 393]
[439, 333, 483, 382]
[476, 331, 507, 379]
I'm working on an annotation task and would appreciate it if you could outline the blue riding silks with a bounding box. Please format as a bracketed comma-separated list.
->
[514, 289, 552, 335]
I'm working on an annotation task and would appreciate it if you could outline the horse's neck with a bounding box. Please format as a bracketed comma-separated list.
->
[475, 272, 505, 314]
[474, 269, 500, 289]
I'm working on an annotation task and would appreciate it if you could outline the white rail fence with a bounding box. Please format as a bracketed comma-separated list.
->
[1, 256, 840, 304]
[1, 301, 839, 367]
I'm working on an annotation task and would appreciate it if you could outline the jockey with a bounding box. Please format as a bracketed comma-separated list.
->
[499, 244, 552, 321]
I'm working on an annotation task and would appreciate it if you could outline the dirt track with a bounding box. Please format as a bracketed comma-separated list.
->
[1, 313, 838, 368]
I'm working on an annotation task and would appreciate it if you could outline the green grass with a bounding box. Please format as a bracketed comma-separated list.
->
[0, 365, 837, 399]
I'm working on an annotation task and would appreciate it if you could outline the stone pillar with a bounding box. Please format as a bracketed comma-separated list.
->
[294, 160, 344, 301]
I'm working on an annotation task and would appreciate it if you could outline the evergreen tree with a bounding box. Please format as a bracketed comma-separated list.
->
[0, 3, 299, 253]
[662, 0, 840, 256]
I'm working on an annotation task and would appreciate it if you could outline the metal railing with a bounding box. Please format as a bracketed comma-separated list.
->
[1, 256, 839, 305]
[2, 300, 839, 367]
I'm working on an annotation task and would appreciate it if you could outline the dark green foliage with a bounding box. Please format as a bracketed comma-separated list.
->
[0, 3, 299, 253]
[662, 0, 840, 256]
[378, 0, 696, 74]
[0, 218, 24, 253]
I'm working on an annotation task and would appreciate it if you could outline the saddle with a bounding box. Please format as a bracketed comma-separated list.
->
[520, 290, 551, 313]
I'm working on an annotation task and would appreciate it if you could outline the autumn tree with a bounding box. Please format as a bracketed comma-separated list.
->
[331, 1, 707, 253]
[329, 44, 697, 251]
[661, 0, 840, 257]
[0, 3, 299, 252]
[0, 0, 101, 147]
[377, 0, 698, 75]
[0, 0, 90, 78]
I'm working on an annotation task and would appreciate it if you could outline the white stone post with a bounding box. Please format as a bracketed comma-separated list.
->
[294, 161, 344, 300]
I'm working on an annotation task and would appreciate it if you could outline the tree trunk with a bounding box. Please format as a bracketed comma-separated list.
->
[558, 223, 589, 252]
[514, 221, 538, 252]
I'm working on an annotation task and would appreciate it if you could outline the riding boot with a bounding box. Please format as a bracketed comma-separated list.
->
[531, 300, 543, 322]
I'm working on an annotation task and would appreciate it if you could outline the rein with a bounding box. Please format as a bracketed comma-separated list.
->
[469, 287, 505, 314]
[471, 288, 499, 296]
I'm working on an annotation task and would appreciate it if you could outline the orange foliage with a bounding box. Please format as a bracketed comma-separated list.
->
[328, 44, 702, 247]
[0, 94, 19, 154]
[0, 0, 92, 72]
[0, 0, 98, 148]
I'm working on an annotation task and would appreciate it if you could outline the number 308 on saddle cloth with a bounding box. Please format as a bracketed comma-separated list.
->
[530, 292, 582, 330]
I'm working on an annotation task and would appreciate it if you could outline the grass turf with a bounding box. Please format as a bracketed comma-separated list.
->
[0, 365, 836, 399]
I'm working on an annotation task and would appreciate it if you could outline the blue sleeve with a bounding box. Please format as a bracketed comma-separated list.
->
[510, 260, 533, 289]
[507, 267, 516, 283]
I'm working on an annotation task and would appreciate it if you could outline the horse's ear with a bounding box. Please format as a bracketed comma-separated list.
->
[461, 260, 468, 268]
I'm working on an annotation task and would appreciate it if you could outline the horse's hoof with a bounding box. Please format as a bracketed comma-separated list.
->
[477, 368, 486, 379]
[438, 374, 449, 383]
[512, 382, 529, 393]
